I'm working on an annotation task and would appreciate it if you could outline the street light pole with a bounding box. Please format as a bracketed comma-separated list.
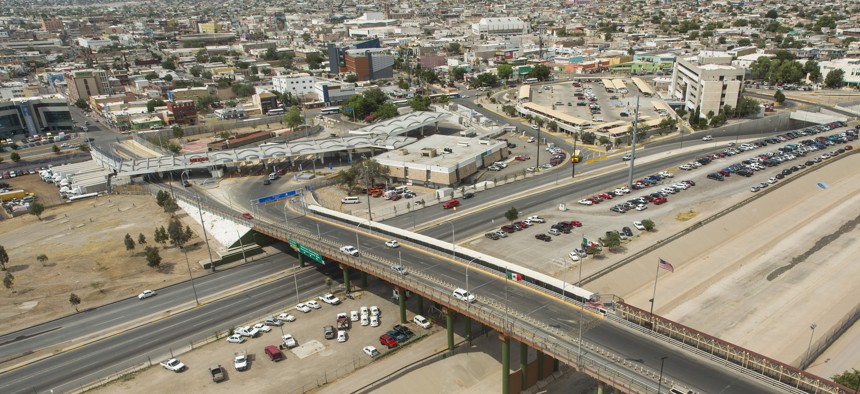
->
[577, 254, 584, 364]
[806, 323, 818, 366]
[293, 264, 300, 303]
[657, 356, 668, 394]
[181, 247, 200, 306]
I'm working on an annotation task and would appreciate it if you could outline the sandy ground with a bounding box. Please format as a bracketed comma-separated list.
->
[614, 153, 860, 371]
[0, 194, 220, 335]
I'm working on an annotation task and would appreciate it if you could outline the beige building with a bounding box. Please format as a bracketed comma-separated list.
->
[669, 52, 744, 118]
[169, 86, 213, 103]
[66, 69, 111, 102]
[374, 135, 508, 187]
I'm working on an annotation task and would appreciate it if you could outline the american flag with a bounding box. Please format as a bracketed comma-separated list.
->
[658, 258, 674, 273]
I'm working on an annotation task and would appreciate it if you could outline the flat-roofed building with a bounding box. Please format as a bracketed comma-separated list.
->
[669, 53, 744, 118]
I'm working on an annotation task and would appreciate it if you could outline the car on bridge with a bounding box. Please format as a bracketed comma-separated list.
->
[241, 213, 253, 219]
[391, 265, 408, 275]
[452, 288, 476, 303]
[385, 240, 399, 248]
[340, 245, 359, 256]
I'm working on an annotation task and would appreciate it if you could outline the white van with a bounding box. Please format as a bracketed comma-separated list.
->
[341, 196, 361, 204]
[268, 172, 278, 180]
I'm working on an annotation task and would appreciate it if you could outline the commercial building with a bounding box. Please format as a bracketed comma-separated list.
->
[252, 92, 279, 114]
[0, 82, 26, 100]
[272, 73, 316, 97]
[198, 22, 221, 34]
[343, 49, 395, 81]
[66, 69, 111, 102]
[818, 58, 860, 88]
[40, 18, 64, 33]
[471, 17, 529, 36]
[166, 100, 198, 125]
[0, 95, 73, 137]
[327, 38, 381, 75]
[314, 81, 356, 105]
[374, 134, 507, 188]
[168, 86, 213, 103]
[669, 53, 744, 118]
[76, 37, 113, 51]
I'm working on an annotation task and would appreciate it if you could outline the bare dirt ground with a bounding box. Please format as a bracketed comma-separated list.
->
[0, 194, 216, 334]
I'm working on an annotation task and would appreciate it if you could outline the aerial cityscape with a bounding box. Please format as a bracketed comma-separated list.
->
[1, 0, 860, 393]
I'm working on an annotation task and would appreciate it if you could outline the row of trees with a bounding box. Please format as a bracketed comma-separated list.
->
[340, 88, 399, 122]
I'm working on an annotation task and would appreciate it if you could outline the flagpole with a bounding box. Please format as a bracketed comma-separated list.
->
[649, 258, 661, 330]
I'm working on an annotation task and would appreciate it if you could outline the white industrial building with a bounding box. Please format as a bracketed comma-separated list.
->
[818, 58, 860, 88]
[669, 53, 745, 118]
[471, 17, 529, 36]
[272, 73, 317, 97]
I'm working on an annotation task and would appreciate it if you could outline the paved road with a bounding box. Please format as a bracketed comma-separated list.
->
[0, 261, 338, 394]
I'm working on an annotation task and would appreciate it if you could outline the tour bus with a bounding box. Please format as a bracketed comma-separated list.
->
[267, 108, 285, 116]
[524, 78, 539, 84]
[320, 107, 341, 115]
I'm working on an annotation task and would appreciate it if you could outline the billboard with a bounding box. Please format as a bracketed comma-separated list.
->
[274, 13, 287, 35]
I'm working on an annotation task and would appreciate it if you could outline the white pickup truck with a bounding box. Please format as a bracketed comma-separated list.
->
[234, 325, 260, 337]
[160, 358, 186, 372]
[319, 293, 341, 305]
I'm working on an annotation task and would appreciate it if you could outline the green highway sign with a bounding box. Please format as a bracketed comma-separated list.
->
[289, 239, 324, 265]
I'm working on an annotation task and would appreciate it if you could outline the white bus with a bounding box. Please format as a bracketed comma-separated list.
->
[267, 108, 285, 116]
[524, 78, 539, 84]
[320, 107, 341, 115]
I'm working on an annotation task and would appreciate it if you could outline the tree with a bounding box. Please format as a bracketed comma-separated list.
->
[154, 226, 168, 246]
[69, 293, 81, 312]
[375, 103, 399, 120]
[195, 49, 209, 63]
[450, 67, 467, 82]
[0, 245, 8, 271]
[765, 9, 778, 19]
[168, 217, 190, 248]
[824, 69, 844, 88]
[409, 95, 431, 111]
[231, 82, 256, 97]
[161, 58, 176, 70]
[504, 207, 519, 223]
[144, 246, 161, 268]
[3, 271, 13, 289]
[581, 131, 597, 145]
[184, 225, 193, 243]
[325, 277, 333, 292]
[162, 197, 179, 215]
[163, 74, 173, 82]
[28, 202, 44, 220]
[497, 64, 514, 81]
[144, 72, 159, 81]
[306, 53, 323, 69]
[602, 231, 622, 250]
[172, 126, 184, 139]
[337, 158, 390, 193]
[774, 90, 786, 104]
[641, 219, 656, 231]
[74, 98, 89, 109]
[832, 369, 860, 391]
[397, 79, 409, 89]
[36, 254, 48, 266]
[735, 97, 761, 117]
[447, 42, 461, 54]
[52, 144, 60, 154]
[124, 233, 136, 252]
[201, 70, 213, 80]
[527, 64, 552, 81]
[146, 99, 166, 113]
[156, 190, 169, 207]
[344, 74, 358, 83]
[737, 38, 751, 46]
[138, 233, 147, 245]
[284, 107, 303, 129]
[10, 152, 20, 162]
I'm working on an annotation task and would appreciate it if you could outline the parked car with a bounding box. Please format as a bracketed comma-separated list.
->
[296, 303, 312, 313]
[160, 358, 186, 372]
[379, 334, 398, 349]
[282, 334, 297, 348]
[319, 294, 341, 305]
[307, 300, 321, 309]
[277, 313, 296, 322]
[226, 334, 245, 344]
[264, 345, 285, 362]
[323, 325, 336, 340]
[209, 365, 226, 382]
[233, 352, 248, 371]
[535, 234, 552, 242]
[413, 315, 431, 329]
[622, 227, 633, 237]
[363, 345, 381, 357]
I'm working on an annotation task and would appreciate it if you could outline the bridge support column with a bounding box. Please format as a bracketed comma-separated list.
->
[501, 334, 510, 394]
[360, 271, 367, 288]
[342, 265, 351, 294]
[298, 253, 305, 267]
[553, 358, 559, 372]
[520, 342, 528, 390]
[416, 295, 424, 316]
[597, 381, 605, 394]
[446, 310, 455, 351]
[465, 315, 471, 344]
[398, 287, 407, 324]
[537, 350, 544, 380]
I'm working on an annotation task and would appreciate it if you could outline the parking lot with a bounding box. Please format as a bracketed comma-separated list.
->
[94, 282, 441, 394]
[529, 78, 666, 127]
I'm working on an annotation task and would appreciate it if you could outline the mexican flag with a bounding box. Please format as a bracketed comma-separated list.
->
[581, 237, 589, 247]
[507, 271, 523, 281]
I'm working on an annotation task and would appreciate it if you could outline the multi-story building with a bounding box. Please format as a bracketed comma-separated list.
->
[272, 73, 316, 98]
[252, 92, 279, 114]
[0, 95, 73, 137]
[166, 100, 198, 125]
[471, 17, 529, 36]
[669, 53, 745, 118]
[76, 37, 113, 51]
[66, 69, 111, 102]
[344, 49, 394, 81]
[0, 82, 26, 100]
[314, 81, 356, 105]
[41, 18, 64, 33]
[327, 38, 381, 75]
[198, 22, 221, 34]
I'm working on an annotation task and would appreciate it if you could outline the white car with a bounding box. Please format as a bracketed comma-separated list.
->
[360, 314, 370, 326]
[768, 177, 777, 184]
[296, 303, 311, 313]
[702, 135, 713, 141]
[307, 300, 322, 309]
[614, 187, 630, 194]
[370, 306, 380, 316]
[413, 315, 432, 329]
[527, 137, 536, 143]
[578, 199, 593, 206]
[679, 164, 692, 171]
[370, 314, 380, 327]
[531, 124, 539, 130]
[526, 216, 545, 223]
[350, 310, 359, 322]
[253, 323, 272, 333]
[569, 252, 581, 261]
[340, 245, 359, 256]
[277, 313, 296, 322]
[264, 318, 283, 326]
[160, 358, 186, 372]
[235, 326, 259, 337]
[337, 330, 347, 343]
[635, 204, 647, 211]
[659, 171, 673, 178]
[320, 294, 341, 305]
[360, 306, 369, 317]
[526, 166, 536, 173]
[452, 288, 476, 303]
[226, 334, 245, 344]
[363, 345, 380, 358]
[282, 334, 297, 348]
[391, 265, 408, 275]
[385, 240, 399, 248]
[138, 290, 157, 300]
[234, 352, 248, 371]
[633, 221, 645, 231]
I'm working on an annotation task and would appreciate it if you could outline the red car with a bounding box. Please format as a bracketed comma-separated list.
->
[587, 197, 601, 204]
[514, 156, 529, 161]
[568, 220, 583, 227]
[241, 213, 253, 219]
[500, 225, 516, 233]
[597, 193, 613, 200]
[653, 196, 668, 205]
[442, 199, 460, 209]
[514, 221, 529, 228]
[379, 334, 398, 349]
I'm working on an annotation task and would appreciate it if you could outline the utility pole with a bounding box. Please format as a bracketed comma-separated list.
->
[626, 96, 640, 190]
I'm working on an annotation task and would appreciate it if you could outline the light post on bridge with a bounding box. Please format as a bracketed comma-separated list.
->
[657, 356, 668, 394]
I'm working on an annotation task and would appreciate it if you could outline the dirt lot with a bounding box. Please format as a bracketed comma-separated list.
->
[90, 283, 442, 394]
[1, 171, 66, 210]
[0, 194, 216, 334]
